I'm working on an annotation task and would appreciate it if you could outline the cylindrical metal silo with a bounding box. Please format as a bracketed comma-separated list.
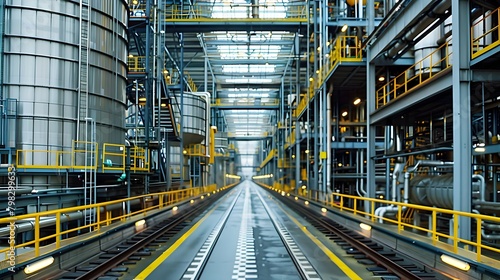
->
[4, 1, 128, 186]
[173, 93, 207, 145]
[414, 27, 442, 75]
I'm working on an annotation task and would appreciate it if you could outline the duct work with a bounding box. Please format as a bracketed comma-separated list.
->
[384, 0, 451, 59]
[375, 158, 500, 241]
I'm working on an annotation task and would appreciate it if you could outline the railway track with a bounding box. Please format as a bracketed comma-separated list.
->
[270, 189, 451, 280]
[177, 183, 320, 279]
[55, 191, 221, 280]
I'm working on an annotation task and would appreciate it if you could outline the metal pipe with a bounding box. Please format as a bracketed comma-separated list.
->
[326, 84, 333, 193]
[407, 160, 454, 173]
[0, 211, 84, 237]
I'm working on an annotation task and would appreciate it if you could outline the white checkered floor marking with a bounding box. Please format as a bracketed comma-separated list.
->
[232, 187, 257, 280]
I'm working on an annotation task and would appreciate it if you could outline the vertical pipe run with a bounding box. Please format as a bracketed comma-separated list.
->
[180, 32, 185, 187]
[365, 0, 376, 214]
[295, 32, 301, 193]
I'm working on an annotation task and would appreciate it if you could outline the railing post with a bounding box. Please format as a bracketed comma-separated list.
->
[476, 216, 482, 262]
[34, 215, 40, 256]
[397, 205, 402, 232]
[107, 211, 111, 226]
[453, 214, 459, 253]
[96, 206, 100, 230]
[56, 212, 61, 249]
[432, 211, 437, 245]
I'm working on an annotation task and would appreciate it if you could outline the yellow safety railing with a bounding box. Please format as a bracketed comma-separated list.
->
[262, 184, 500, 265]
[130, 146, 149, 172]
[72, 141, 98, 170]
[212, 98, 280, 107]
[277, 158, 293, 168]
[293, 86, 315, 118]
[471, 7, 500, 59]
[163, 69, 173, 85]
[129, 3, 147, 18]
[185, 72, 198, 92]
[16, 150, 72, 169]
[227, 132, 268, 138]
[15, 142, 152, 173]
[128, 56, 146, 72]
[187, 144, 207, 157]
[259, 148, 276, 169]
[294, 36, 363, 118]
[166, 2, 307, 21]
[376, 39, 452, 109]
[284, 128, 296, 150]
[0, 185, 225, 260]
[102, 143, 126, 172]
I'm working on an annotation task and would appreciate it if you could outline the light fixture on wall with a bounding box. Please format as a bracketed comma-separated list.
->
[24, 257, 55, 274]
[360, 223, 372, 231]
[440, 254, 470, 271]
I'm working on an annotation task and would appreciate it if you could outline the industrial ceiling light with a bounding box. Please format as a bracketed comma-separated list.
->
[440, 255, 470, 271]
[378, 76, 385, 82]
[341, 111, 348, 117]
[341, 24, 348, 32]
[160, 103, 167, 107]
[353, 98, 361, 105]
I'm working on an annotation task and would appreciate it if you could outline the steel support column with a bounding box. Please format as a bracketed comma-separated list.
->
[366, 0, 376, 212]
[452, 0, 472, 241]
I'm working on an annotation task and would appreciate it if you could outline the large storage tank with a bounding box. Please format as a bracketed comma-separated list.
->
[173, 93, 207, 145]
[410, 174, 453, 209]
[4, 1, 128, 184]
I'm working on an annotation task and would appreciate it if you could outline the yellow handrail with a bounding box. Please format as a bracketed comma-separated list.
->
[376, 39, 452, 109]
[0, 185, 225, 259]
[212, 98, 280, 107]
[294, 36, 363, 118]
[72, 141, 98, 170]
[102, 143, 126, 172]
[127, 56, 146, 72]
[165, 3, 307, 21]
[130, 146, 149, 172]
[471, 7, 500, 59]
[263, 185, 500, 265]
[16, 150, 72, 169]
[187, 144, 207, 157]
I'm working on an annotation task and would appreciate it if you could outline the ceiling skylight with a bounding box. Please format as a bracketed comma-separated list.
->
[222, 64, 276, 73]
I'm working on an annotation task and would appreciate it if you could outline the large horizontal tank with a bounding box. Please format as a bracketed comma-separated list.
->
[4, 1, 128, 184]
[410, 174, 453, 209]
[173, 92, 207, 145]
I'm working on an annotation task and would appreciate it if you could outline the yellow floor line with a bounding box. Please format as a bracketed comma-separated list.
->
[133, 206, 218, 280]
[276, 199, 363, 280]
